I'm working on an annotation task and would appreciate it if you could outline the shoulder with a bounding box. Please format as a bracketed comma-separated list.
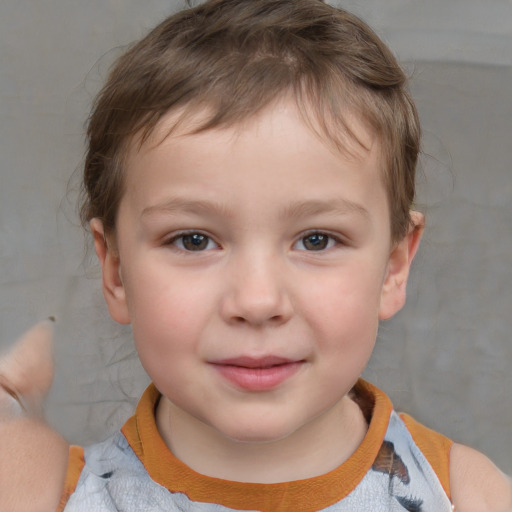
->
[450, 443, 512, 512]
[59, 433, 144, 511]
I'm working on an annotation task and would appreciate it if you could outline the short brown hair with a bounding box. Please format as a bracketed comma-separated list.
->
[81, 0, 420, 242]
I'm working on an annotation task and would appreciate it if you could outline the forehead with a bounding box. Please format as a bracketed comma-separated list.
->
[126, 101, 378, 181]
[131, 95, 380, 166]
[121, 100, 387, 217]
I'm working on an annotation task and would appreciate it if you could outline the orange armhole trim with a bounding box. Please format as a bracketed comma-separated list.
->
[399, 413, 453, 500]
[56, 445, 85, 512]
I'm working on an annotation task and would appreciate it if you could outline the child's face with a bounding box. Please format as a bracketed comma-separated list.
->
[94, 100, 419, 445]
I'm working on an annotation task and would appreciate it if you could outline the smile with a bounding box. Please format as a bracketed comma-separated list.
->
[209, 356, 304, 391]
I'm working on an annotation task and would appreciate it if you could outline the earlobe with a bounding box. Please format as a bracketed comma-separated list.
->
[90, 219, 131, 324]
[379, 211, 424, 320]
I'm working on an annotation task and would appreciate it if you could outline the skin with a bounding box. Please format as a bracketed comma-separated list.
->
[0, 101, 510, 511]
[0, 322, 69, 512]
[94, 100, 423, 482]
[450, 444, 512, 512]
[92, 100, 512, 506]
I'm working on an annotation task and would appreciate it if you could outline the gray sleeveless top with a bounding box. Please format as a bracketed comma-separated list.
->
[63, 410, 454, 512]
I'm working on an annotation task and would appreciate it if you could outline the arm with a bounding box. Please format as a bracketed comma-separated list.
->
[0, 322, 69, 512]
[451, 443, 512, 512]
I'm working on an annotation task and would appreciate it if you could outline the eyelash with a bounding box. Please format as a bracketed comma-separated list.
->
[165, 230, 343, 253]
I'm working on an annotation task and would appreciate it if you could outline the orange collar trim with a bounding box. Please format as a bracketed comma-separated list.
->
[121, 379, 392, 512]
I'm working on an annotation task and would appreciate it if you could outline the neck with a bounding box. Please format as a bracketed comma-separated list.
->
[156, 395, 368, 483]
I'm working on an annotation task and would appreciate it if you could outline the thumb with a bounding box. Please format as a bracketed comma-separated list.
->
[0, 319, 55, 416]
[0, 320, 69, 512]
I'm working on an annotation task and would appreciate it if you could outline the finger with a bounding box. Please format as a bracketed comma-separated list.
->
[0, 387, 25, 419]
[0, 319, 55, 415]
[0, 319, 68, 512]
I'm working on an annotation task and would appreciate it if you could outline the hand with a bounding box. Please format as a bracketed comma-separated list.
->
[0, 321, 69, 512]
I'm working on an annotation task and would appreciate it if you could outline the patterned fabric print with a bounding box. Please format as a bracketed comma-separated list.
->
[345, 412, 454, 512]
[63, 412, 453, 512]
[63, 433, 257, 512]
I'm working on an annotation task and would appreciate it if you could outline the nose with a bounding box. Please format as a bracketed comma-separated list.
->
[220, 251, 293, 327]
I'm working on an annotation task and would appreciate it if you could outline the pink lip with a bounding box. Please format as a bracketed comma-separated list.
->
[210, 356, 304, 391]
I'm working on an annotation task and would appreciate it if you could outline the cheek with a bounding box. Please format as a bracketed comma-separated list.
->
[123, 266, 210, 366]
[300, 263, 384, 328]
[297, 262, 384, 373]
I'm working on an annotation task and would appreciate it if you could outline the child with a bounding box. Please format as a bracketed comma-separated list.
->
[1, 0, 511, 510]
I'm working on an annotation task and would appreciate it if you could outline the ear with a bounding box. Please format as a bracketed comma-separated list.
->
[90, 218, 131, 325]
[378, 211, 424, 320]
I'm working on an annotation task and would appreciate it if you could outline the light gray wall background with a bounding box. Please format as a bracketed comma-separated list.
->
[1, 1, 511, 473]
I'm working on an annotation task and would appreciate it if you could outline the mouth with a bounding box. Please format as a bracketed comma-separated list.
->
[209, 356, 304, 391]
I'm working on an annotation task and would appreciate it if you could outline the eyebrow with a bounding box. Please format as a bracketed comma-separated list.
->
[141, 197, 369, 220]
[141, 197, 233, 218]
[280, 198, 370, 220]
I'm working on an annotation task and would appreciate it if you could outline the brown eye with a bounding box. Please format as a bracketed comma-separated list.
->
[182, 234, 208, 250]
[173, 233, 217, 251]
[301, 233, 330, 251]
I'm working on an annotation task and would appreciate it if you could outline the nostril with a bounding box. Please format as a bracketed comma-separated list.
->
[230, 313, 285, 326]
